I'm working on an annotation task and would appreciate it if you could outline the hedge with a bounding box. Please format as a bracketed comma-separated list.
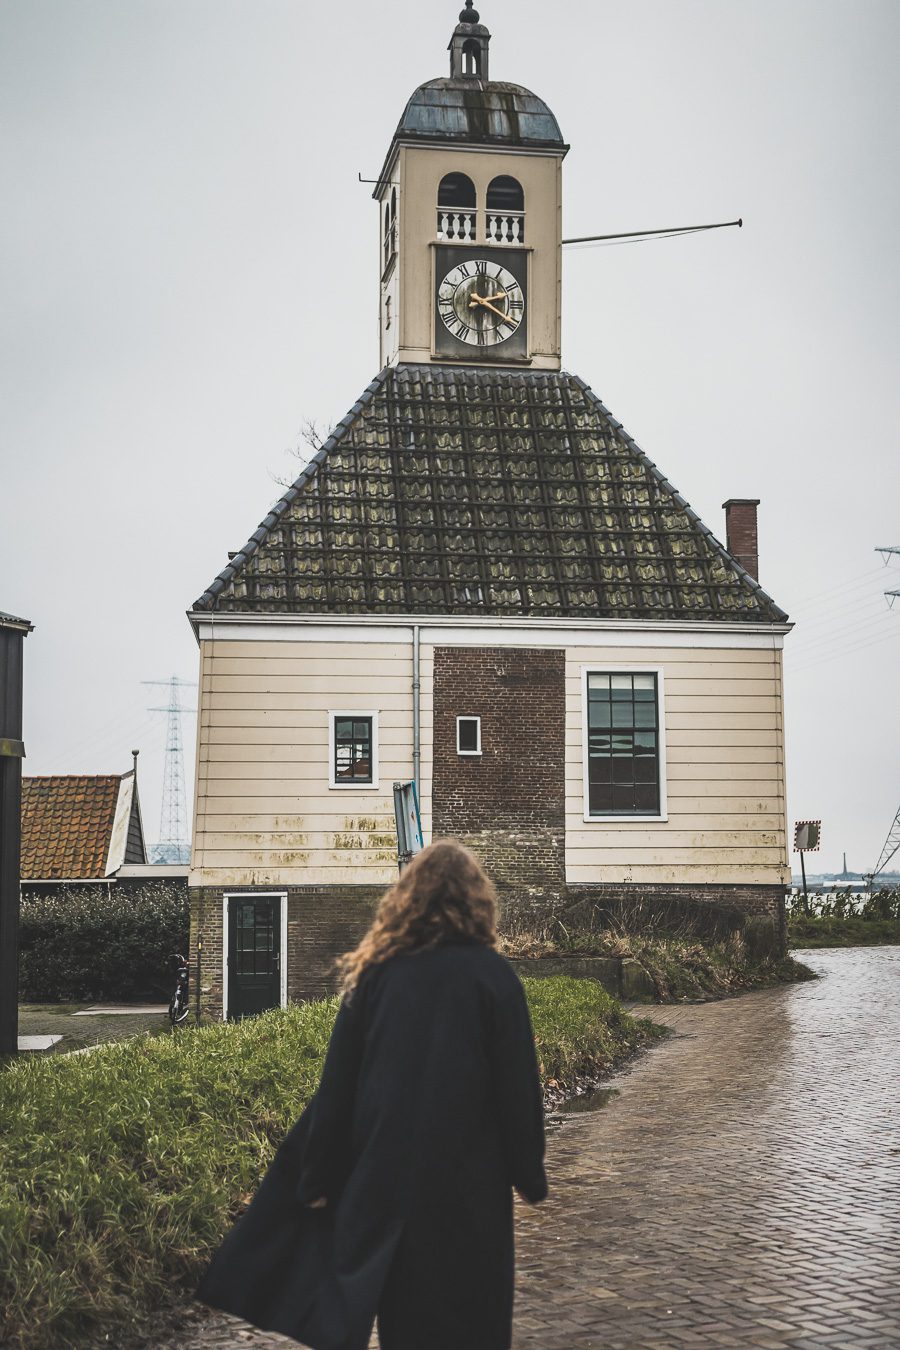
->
[0, 977, 661, 1347]
[18, 884, 189, 1002]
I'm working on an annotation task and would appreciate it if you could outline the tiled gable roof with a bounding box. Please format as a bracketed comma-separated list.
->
[193, 364, 788, 623]
[21, 776, 124, 881]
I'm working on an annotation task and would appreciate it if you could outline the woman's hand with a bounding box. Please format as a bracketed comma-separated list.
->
[515, 1188, 535, 1206]
[306, 1196, 328, 1209]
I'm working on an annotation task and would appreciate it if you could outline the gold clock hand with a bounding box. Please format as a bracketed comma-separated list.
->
[468, 291, 508, 309]
[471, 296, 512, 323]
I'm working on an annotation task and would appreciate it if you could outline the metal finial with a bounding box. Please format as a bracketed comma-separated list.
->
[459, 0, 480, 22]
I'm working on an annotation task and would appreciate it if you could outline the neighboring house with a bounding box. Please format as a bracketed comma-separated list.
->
[187, 6, 792, 1021]
[21, 764, 147, 894]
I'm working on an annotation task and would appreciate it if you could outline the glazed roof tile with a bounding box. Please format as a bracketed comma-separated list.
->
[193, 364, 788, 624]
[21, 775, 124, 880]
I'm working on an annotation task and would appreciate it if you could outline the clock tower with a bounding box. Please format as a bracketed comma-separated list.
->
[375, 2, 568, 369]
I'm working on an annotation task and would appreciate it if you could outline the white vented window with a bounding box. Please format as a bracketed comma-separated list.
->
[456, 716, 482, 756]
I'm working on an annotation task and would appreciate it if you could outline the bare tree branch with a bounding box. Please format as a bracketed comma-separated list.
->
[270, 419, 332, 489]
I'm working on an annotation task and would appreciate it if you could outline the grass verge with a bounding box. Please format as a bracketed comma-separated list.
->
[504, 928, 815, 1001]
[787, 916, 900, 947]
[0, 976, 654, 1348]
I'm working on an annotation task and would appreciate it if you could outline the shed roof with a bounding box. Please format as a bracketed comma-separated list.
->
[0, 611, 32, 632]
[193, 364, 787, 623]
[21, 773, 143, 881]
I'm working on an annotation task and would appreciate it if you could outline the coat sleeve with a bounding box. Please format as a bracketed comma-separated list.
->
[295, 990, 366, 1205]
[489, 977, 548, 1203]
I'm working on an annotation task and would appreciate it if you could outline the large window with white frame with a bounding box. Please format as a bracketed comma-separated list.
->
[329, 711, 379, 789]
[582, 670, 665, 819]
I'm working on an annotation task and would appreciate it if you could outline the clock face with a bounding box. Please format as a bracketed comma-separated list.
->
[437, 258, 525, 347]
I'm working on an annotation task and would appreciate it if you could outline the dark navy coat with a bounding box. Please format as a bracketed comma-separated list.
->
[197, 941, 547, 1350]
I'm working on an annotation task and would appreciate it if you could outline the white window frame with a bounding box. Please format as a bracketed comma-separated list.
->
[456, 715, 482, 756]
[222, 890, 288, 1023]
[328, 710, 380, 789]
[581, 665, 667, 823]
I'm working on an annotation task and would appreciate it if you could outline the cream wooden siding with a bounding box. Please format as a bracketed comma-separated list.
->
[565, 645, 789, 886]
[189, 625, 788, 890]
[190, 639, 430, 887]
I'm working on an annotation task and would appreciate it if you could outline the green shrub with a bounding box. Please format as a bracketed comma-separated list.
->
[18, 884, 189, 1002]
[0, 977, 650, 1348]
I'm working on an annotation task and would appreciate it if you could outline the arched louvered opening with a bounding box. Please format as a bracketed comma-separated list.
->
[437, 172, 477, 242]
[486, 175, 525, 245]
[383, 190, 397, 271]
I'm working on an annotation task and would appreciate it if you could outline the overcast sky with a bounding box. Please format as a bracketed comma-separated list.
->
[2, 0, 898, 874]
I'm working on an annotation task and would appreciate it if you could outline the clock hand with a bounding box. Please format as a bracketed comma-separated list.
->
[470, 296, 512, 323]
[468, 291, 508, 308]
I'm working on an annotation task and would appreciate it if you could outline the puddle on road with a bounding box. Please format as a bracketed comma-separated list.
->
[548, 1087, 621, 1126]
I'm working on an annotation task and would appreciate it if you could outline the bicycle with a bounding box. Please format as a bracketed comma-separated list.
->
[169, 952, 191, 1027]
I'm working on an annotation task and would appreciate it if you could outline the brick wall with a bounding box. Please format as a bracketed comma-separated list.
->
[432, 646, 567, 916]
[190, 884, 380, 1020]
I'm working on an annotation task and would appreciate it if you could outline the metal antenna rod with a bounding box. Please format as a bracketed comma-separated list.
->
[562, 217, 742, 246]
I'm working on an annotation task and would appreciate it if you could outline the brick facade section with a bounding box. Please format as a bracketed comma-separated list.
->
[432, 646, 567, 915]
[190, 885, 379, 1020]
[722, 499, 760, 580]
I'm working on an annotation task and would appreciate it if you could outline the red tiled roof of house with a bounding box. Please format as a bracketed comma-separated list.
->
[21, 775, 124, 880]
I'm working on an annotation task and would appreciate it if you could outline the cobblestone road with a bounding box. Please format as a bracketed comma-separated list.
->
[158, 948, 900, 1349]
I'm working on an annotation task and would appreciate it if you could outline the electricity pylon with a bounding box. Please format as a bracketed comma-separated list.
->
[870, 805, 900, 881]
[143, 677, 196, 865]
[876, 545, 900, 607]
[869, 547, 900, 879]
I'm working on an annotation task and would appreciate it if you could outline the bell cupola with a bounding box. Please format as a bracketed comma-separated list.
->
[376, 4, 568, 371]
[448, 1, 490, 81]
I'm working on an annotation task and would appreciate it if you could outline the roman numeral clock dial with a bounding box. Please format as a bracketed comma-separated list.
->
[436, 256, 526, 357]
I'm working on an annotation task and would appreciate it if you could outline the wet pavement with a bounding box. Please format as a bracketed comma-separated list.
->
[156, 948, 900, 1349]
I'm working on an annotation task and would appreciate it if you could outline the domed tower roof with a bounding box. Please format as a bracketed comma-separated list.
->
[396, 78, 566, 150]
[390, 2, 567, 154]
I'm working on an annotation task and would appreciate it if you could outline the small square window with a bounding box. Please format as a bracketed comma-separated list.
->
[456, 716, 481, 755]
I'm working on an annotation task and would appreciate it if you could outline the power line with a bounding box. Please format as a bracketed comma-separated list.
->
[785, 565, 885, 611]
[785, 611, 896, 661]
[786, 626, 900, 677]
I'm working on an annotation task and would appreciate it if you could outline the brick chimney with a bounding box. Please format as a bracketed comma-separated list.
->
[722, 498, 760, 579]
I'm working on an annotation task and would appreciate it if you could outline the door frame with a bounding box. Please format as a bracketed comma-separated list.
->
[222, 890, 288, 1022]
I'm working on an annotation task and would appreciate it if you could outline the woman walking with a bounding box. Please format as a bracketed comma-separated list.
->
[198, 839, 547, 1350]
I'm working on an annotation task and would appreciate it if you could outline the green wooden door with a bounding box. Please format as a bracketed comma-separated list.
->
[227, 895, 281, 1021]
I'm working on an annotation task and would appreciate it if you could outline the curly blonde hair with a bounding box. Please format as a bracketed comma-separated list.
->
[337, 838, 498, 996]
